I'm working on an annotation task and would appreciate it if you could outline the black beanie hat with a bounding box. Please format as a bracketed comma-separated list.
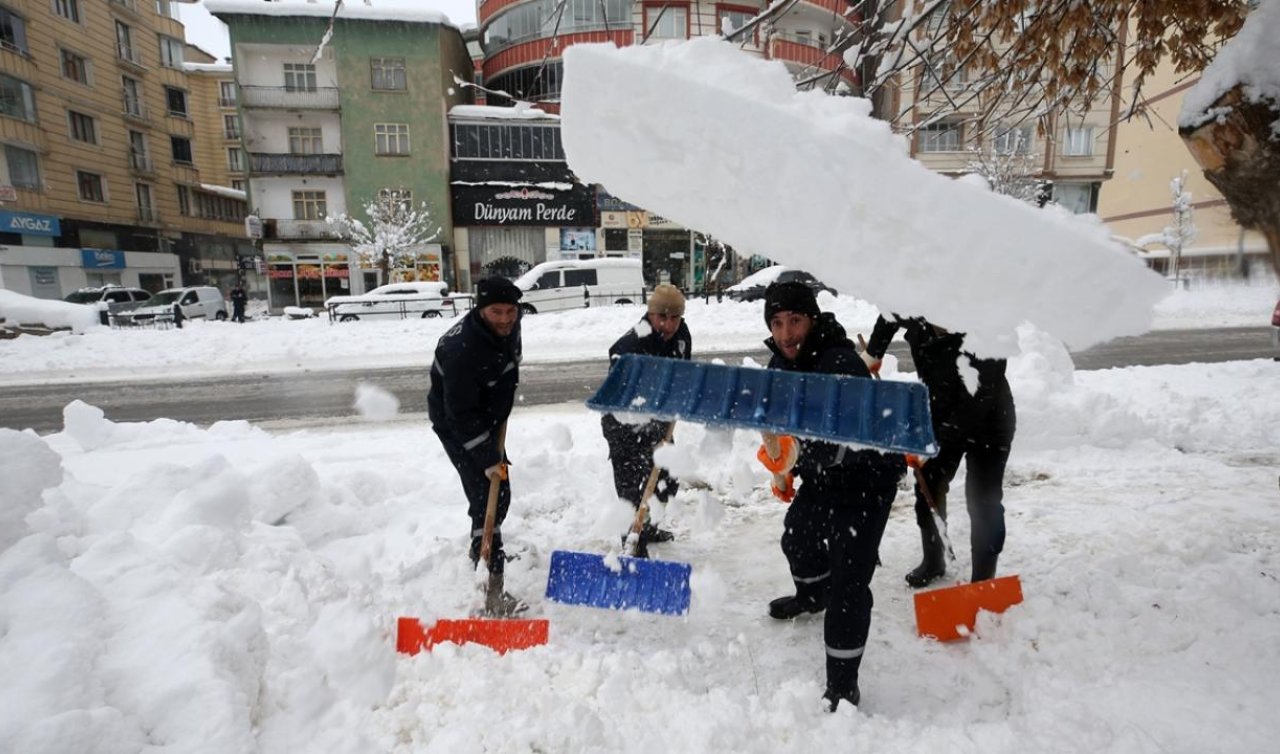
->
[474, 276, 522, 311]
[763, 280, 820, 324]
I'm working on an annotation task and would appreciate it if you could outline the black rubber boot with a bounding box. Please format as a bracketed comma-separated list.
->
[824, 655, 862, 711]
[823, 685, 861, 712]
[642, 522, 675, 543]
[768, 592, 827, 620]
[470, 534, 505, 575]
[971, 552, 998, 583]
[904, 524, 946, 588]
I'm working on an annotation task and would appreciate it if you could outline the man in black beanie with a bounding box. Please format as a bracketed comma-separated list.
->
[755, 280, 905, 711]
[428, 276, 525, 614]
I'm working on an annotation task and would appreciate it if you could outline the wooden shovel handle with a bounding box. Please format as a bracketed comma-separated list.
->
[479, 421, 508, 566]
[631, 422, 676, 550]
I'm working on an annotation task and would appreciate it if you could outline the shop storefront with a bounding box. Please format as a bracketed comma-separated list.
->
[265, 247, 353, 310]
[452, 181, 597, 281]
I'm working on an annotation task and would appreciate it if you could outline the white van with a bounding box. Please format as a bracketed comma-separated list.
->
[118, 286, 227, 325]
[513, 258, 644, 314]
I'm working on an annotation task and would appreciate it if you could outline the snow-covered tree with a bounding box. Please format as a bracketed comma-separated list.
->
[326, 197, 441, 280]
[963, 127, 1044, 204]
[1163, 171, 1198, 285]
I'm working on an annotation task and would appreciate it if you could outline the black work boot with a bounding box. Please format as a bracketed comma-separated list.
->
[905, 523, 947, 588]
[642, 522, 674, 543]
[824, 655, 862, 711]
[768, 591, 827, 620]
[470, 534, 505, 575]
[971, 552, 999, 583]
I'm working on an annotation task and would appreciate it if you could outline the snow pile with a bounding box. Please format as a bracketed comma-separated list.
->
[204, 0, 453, 28]
[1180, 0, 1280, 131]
[559, 38, 1168, 356]
[0, 289, 100, 333]
[0, 353, 1277, 751]
[353, 382, 400, 422]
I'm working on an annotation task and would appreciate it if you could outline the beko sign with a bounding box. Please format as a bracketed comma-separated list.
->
[0, 210, 61, 237]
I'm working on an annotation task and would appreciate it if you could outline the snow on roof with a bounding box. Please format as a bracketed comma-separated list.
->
[449, 104, 559, 121]
[1179, 0, 1280, 130]
[204, 1, 456, 30]
[727, 265, 787, 291]
[199, 184, 247, 200]
[183, 63, 233, 74]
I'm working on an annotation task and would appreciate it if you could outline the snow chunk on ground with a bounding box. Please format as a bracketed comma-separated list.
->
[353, 382, 400, 422]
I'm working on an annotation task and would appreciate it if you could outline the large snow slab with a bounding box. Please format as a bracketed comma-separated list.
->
[560, 38, 1168, 356]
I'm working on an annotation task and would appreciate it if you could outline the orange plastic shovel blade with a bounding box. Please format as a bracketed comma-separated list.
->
[396, 616, 549, 655]
[913, 574, 1023, 642]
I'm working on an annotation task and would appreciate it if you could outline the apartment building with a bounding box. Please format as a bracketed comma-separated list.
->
[208, 1, 472, 311]
[1097, 36, 1270, 281]
[885, 4, 1122, 215]
[0, 0, 250, 299]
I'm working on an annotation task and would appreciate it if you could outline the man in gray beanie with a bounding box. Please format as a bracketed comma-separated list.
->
[600, 283, 691, 557]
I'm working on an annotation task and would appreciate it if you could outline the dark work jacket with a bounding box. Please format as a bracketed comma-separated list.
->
[866, 314, 1014, 444]
[765, 313, 904, 491]
[603, 317, 692, 443]
[427, 308, 522, 469]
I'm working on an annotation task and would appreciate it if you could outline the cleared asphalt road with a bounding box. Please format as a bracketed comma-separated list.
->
[0, 326, 1273, 434]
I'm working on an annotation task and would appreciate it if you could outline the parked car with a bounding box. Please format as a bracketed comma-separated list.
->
[726, 265, 837, 301]
[324, 281, 453, 322]
[117, 286, 228, 325]
[64, 285, 152, 325]
[513, 258, 644, 314]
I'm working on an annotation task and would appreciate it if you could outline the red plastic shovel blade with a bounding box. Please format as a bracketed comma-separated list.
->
[914, 574, 1023, 642]
[396, 616, 549, 655]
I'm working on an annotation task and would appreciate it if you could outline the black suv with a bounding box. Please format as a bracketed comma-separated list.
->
[728, 269, 838, 302]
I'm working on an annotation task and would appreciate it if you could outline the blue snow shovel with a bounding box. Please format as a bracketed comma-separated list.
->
[546, 422, 693, 616]
[584, 354, 937, 455]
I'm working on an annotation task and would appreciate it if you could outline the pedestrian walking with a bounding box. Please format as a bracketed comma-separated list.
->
[230, 282, 248, 323]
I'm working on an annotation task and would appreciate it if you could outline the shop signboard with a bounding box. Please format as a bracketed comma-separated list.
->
[596, 187, 643, 212]
[0, 185, 17, 202]
[80, 249, 127, 269]
[453, 182, 596, 227]
[1, 209, 61, 237]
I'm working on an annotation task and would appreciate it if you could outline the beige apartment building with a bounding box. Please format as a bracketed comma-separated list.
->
[1097, 54, 1270, 281]
[0, 0, 251, 300]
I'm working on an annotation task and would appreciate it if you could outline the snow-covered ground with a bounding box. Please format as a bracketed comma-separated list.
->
[0, 277, 1275, 385]
[2, 325, 1278, 752]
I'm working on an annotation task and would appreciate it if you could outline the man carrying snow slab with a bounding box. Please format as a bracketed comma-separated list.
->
[428, 276, 525, 612]
[755, 281, 906, 711]
[600, 283, 692, 557]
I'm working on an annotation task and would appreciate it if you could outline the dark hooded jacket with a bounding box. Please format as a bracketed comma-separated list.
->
[766, 312, 904, 490]
[427, 307, 522, 469]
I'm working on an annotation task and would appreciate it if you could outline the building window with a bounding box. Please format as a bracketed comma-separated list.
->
[61, 49, 89, 84]
[68, 110, 97, 144]
[136, 183, 155, 221]
[230, 179, 245, 192]
[283, 63, 317, 92]
[0, 6, 28, 55]
[176, 184, 190, 215]
[158, 35, 183, 68]
[219, 81, 236, 107]
[917, 120, 963, 152]
[375, 123, 410, 155]
[993, 124, 1033, 155]
[645, 6, 687, 41]
[227, 147, 244, 171]
[292, 190, 326, 220]
[223, 113, 240, 139]
[54, 0, 80, 23]
[1063, 126, 1095, 156]
[164, 86, 188, 117]
[122, 76, 143, 117]
[451, 123, 564, 160]
[0, 74, 36, 122]
[1052, 182, 1097, 214]
[378, 187, 412, 212]
[170, 135, 192, 164]
[116, 22, 137, 64]
[128, 130, 150, 170]
[718, 8, 756, 43]
[288, 126, 323, 155]
[5, 144, 39, 189]
[76, 170, 105, 202]
[371, 57, 407, 90]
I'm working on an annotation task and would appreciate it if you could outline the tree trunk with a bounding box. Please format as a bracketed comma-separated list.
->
[1180, 86, 1280, 279]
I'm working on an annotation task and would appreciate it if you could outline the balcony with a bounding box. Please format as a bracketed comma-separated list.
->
[249, 153, 343, 176]
[240, 86, 340, 110]
[128, 152, 154, 174]
[266, 219, 342, 240]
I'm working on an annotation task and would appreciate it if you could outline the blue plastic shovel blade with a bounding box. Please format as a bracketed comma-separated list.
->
[586, 354, 937, 456]
[545, 549, 692, 616]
